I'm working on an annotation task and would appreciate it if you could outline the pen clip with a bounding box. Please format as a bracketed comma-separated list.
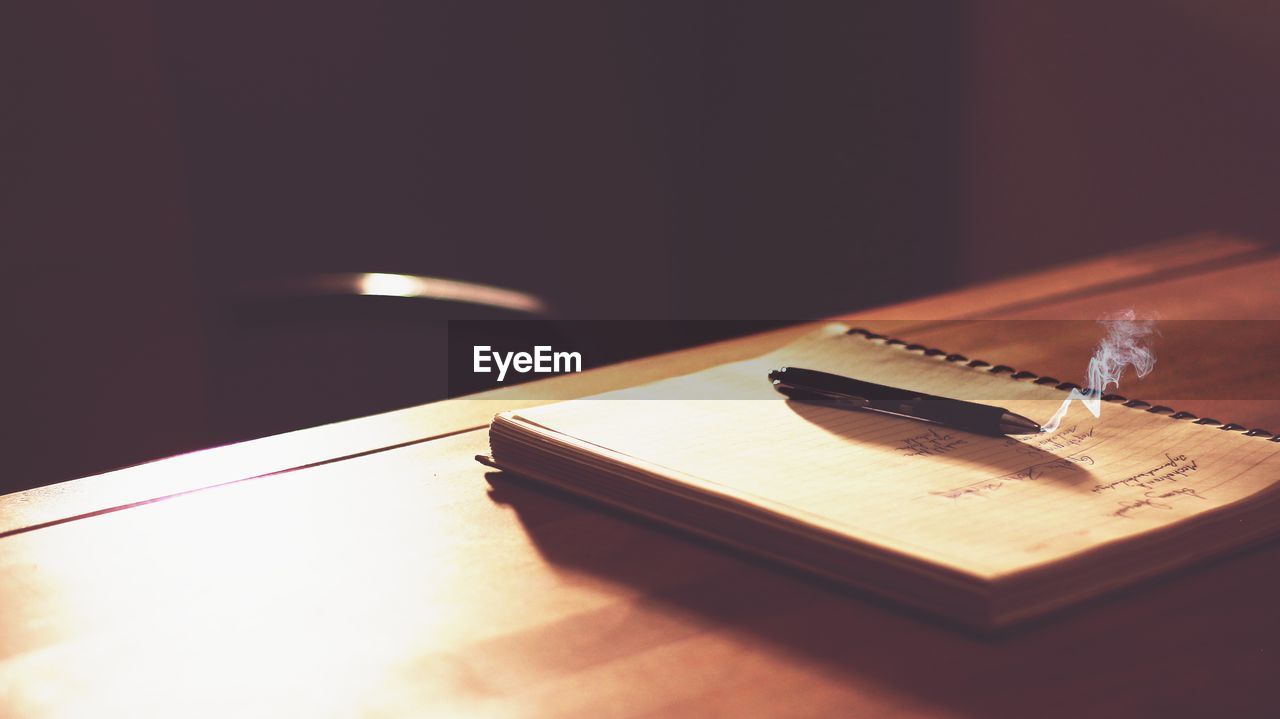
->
[771, 379, 870, 406]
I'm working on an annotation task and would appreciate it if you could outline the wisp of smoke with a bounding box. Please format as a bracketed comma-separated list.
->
[1041, 310, 1158, 433]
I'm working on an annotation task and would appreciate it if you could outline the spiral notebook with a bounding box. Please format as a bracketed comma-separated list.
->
[483, 324, 1280, 629]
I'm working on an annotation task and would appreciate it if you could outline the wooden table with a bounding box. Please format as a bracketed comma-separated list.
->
[3, 233, 1278, 717]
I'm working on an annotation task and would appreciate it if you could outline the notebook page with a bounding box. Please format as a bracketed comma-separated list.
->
[508, 326, 1280, 578]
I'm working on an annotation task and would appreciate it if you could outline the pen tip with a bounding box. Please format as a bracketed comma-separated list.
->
[999, 412, 1042, 435]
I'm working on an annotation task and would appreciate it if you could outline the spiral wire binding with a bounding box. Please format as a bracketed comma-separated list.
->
[846, 327, 1278, 442]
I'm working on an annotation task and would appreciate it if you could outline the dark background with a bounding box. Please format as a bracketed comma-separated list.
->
[6, 1, 1280, 492]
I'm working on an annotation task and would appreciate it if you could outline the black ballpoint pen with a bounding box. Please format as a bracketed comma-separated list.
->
[768, 366, 1042, 436]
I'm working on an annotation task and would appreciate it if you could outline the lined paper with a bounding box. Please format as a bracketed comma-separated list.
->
[506, 325, 1280, 579]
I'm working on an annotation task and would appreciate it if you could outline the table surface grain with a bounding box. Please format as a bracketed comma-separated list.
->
[3, 232, 1278, 718]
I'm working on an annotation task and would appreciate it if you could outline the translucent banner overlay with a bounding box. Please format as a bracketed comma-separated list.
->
[446, 320, 1280, 402]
